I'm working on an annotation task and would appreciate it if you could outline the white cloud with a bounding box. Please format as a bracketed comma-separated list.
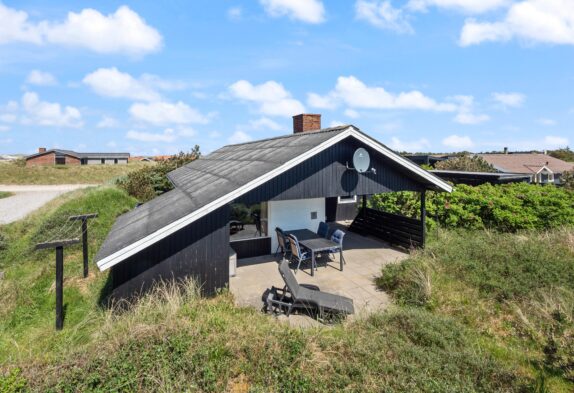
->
[0, 101, 18, 123]
[308, 76, 457, 112]
[228, 130, 253, 144]
[229, 80, 305, 117]
[83, 68, 161, 101]
[355, 0, 413, 34]
[544, 135, 568, 147]
[0, 4, 162, 55]
[227, 6, 243, 20]
[129, 101, 208, 126]
[452, 95, 490, 124]
[0, 125, 9, 132]
[140, 74, 186, 91]
[388, 137, 430, 152]
[344, 109, 360, 118]
[307, 92, 338, 110]
[21, 92, 82, 127]
[97, 116, 119, 128]
[407, 0, 508, 13]
[249, 117, 284, 131]
[454, 112, 490, 124]
[178, 127, 196, 137]
[26, 70, 57, 86]
[442, 134, 474, 149]
[126, 129, 177, 143]
[538, 118, 557, 126]
[492, 92, 525, 108]
[460, 0, 574, 46]
[260, 0, 325, 24]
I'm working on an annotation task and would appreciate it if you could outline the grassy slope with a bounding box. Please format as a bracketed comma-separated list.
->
[0, 188, 526, 392]
[0, 191, 13, 199]
[0, 187, 136, 362]
[378, 229, 574, 392]
[0, 161, 152, 185]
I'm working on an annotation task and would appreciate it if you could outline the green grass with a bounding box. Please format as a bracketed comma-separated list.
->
[0, 191, 13, 199]
[0, 161, 152, 185]
[378, 228, 574, 392]
[0, 187, 529, 392]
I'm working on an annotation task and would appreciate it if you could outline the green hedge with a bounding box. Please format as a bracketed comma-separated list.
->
[370, 183, 574, 231]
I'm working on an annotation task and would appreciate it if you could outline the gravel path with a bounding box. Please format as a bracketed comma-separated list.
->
[0, 184, 96, 224]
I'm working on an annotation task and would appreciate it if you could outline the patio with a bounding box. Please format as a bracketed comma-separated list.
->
[230, 227, 409, 325]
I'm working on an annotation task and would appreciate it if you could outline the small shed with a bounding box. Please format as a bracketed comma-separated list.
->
[96, 115, 452, 300]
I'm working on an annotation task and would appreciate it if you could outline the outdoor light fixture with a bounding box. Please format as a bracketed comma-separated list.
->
[346, 147, 376, 175]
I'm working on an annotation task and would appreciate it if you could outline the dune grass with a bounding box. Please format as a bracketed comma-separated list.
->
[0, 161, 152, 185]
[0, 187, 529, 392]
[378, 228, 574, 392]
[0, 191, 13, 199]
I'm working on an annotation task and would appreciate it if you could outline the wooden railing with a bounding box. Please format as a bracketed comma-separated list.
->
[349, 207, 424, 249]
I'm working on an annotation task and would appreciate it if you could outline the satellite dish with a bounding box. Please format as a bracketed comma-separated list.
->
[353, 148, 370, 173]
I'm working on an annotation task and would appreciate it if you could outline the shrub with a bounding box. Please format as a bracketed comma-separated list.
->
[563, 170, 574, 191]
[117, 146, 200, 202]
[435, 155, 497, 172]
[548, 147, 574, 162]
[370, 183, 574, 231]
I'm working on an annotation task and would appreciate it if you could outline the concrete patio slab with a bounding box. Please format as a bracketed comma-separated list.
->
[230, 228, 409, 326]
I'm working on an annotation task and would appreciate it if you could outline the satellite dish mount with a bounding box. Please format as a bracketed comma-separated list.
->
[346, 148, 376, 175]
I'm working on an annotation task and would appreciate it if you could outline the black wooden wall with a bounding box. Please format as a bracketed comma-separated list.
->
[110, 205, 230, 300]
[237, 136, 423, 205]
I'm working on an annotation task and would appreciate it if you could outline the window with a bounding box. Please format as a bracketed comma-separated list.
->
[338, 195, 357, 204]
[101, 158, 105, 164]
[114, 159, 118, 164]
[230, 203, 268, 240]
[55, 156, 65, 165]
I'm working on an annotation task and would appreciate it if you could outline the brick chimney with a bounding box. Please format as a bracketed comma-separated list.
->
[293, 114, 321, 134]
[38, 147, 46, 153]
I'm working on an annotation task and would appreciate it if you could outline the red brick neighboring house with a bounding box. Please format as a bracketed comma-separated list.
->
[479, 152, 574, 184]
[26, 148, 130, 167]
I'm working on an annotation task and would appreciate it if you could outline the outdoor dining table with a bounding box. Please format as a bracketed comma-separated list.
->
[286, 229, 343, 276]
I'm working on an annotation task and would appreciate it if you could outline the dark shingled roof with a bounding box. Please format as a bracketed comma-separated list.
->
[96, 188, 195, 261]
[96, 126, 349, 262]
[168, 125, 350, 196]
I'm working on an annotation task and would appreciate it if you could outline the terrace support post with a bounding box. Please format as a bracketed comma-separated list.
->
[420, 190, 426, 248]
[362, 195, 367, 217]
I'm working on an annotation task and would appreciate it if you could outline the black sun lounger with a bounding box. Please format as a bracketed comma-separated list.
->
[265, 260, 354, 318]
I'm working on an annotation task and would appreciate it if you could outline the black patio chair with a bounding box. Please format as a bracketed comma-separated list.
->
[264, 260, 354, 318]
[274, 227, 291, 259]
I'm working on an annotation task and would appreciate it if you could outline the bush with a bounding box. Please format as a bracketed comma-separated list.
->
[370, 183, 574, 231]
[117, 146, 200, 202]
[435, 155, 496, 172]
[563, 170, 574, 191]
[548, 147, 574, 162]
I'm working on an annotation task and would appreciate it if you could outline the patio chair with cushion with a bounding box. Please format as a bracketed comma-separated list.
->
[317, 221, 329, 238]
[274, 227, 291, 259]
[329, 229, 346, 265]
[264, 260, 354, 318]
[288, 234, 312, 274]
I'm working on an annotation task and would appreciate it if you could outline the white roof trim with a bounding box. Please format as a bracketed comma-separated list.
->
[535, 165, 553, 174]
[97, 127, 451, 271]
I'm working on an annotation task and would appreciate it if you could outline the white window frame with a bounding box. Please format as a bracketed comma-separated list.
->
[338, 195, 357, 204]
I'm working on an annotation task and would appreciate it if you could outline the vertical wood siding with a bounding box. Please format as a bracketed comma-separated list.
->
[110, 205, 230, 300]
[237, 136, 422, 205]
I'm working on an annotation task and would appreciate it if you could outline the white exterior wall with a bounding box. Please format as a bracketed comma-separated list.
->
[268, 198, 325, 252]
[85, 158, 128, 165]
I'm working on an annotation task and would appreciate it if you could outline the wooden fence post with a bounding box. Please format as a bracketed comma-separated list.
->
[420, 190, 427, 248]
[35, 238, 80, 330]
[69, 213, 97, 278]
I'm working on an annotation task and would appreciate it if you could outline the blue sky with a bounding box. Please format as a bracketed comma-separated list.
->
[0, 0, 572, 155]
